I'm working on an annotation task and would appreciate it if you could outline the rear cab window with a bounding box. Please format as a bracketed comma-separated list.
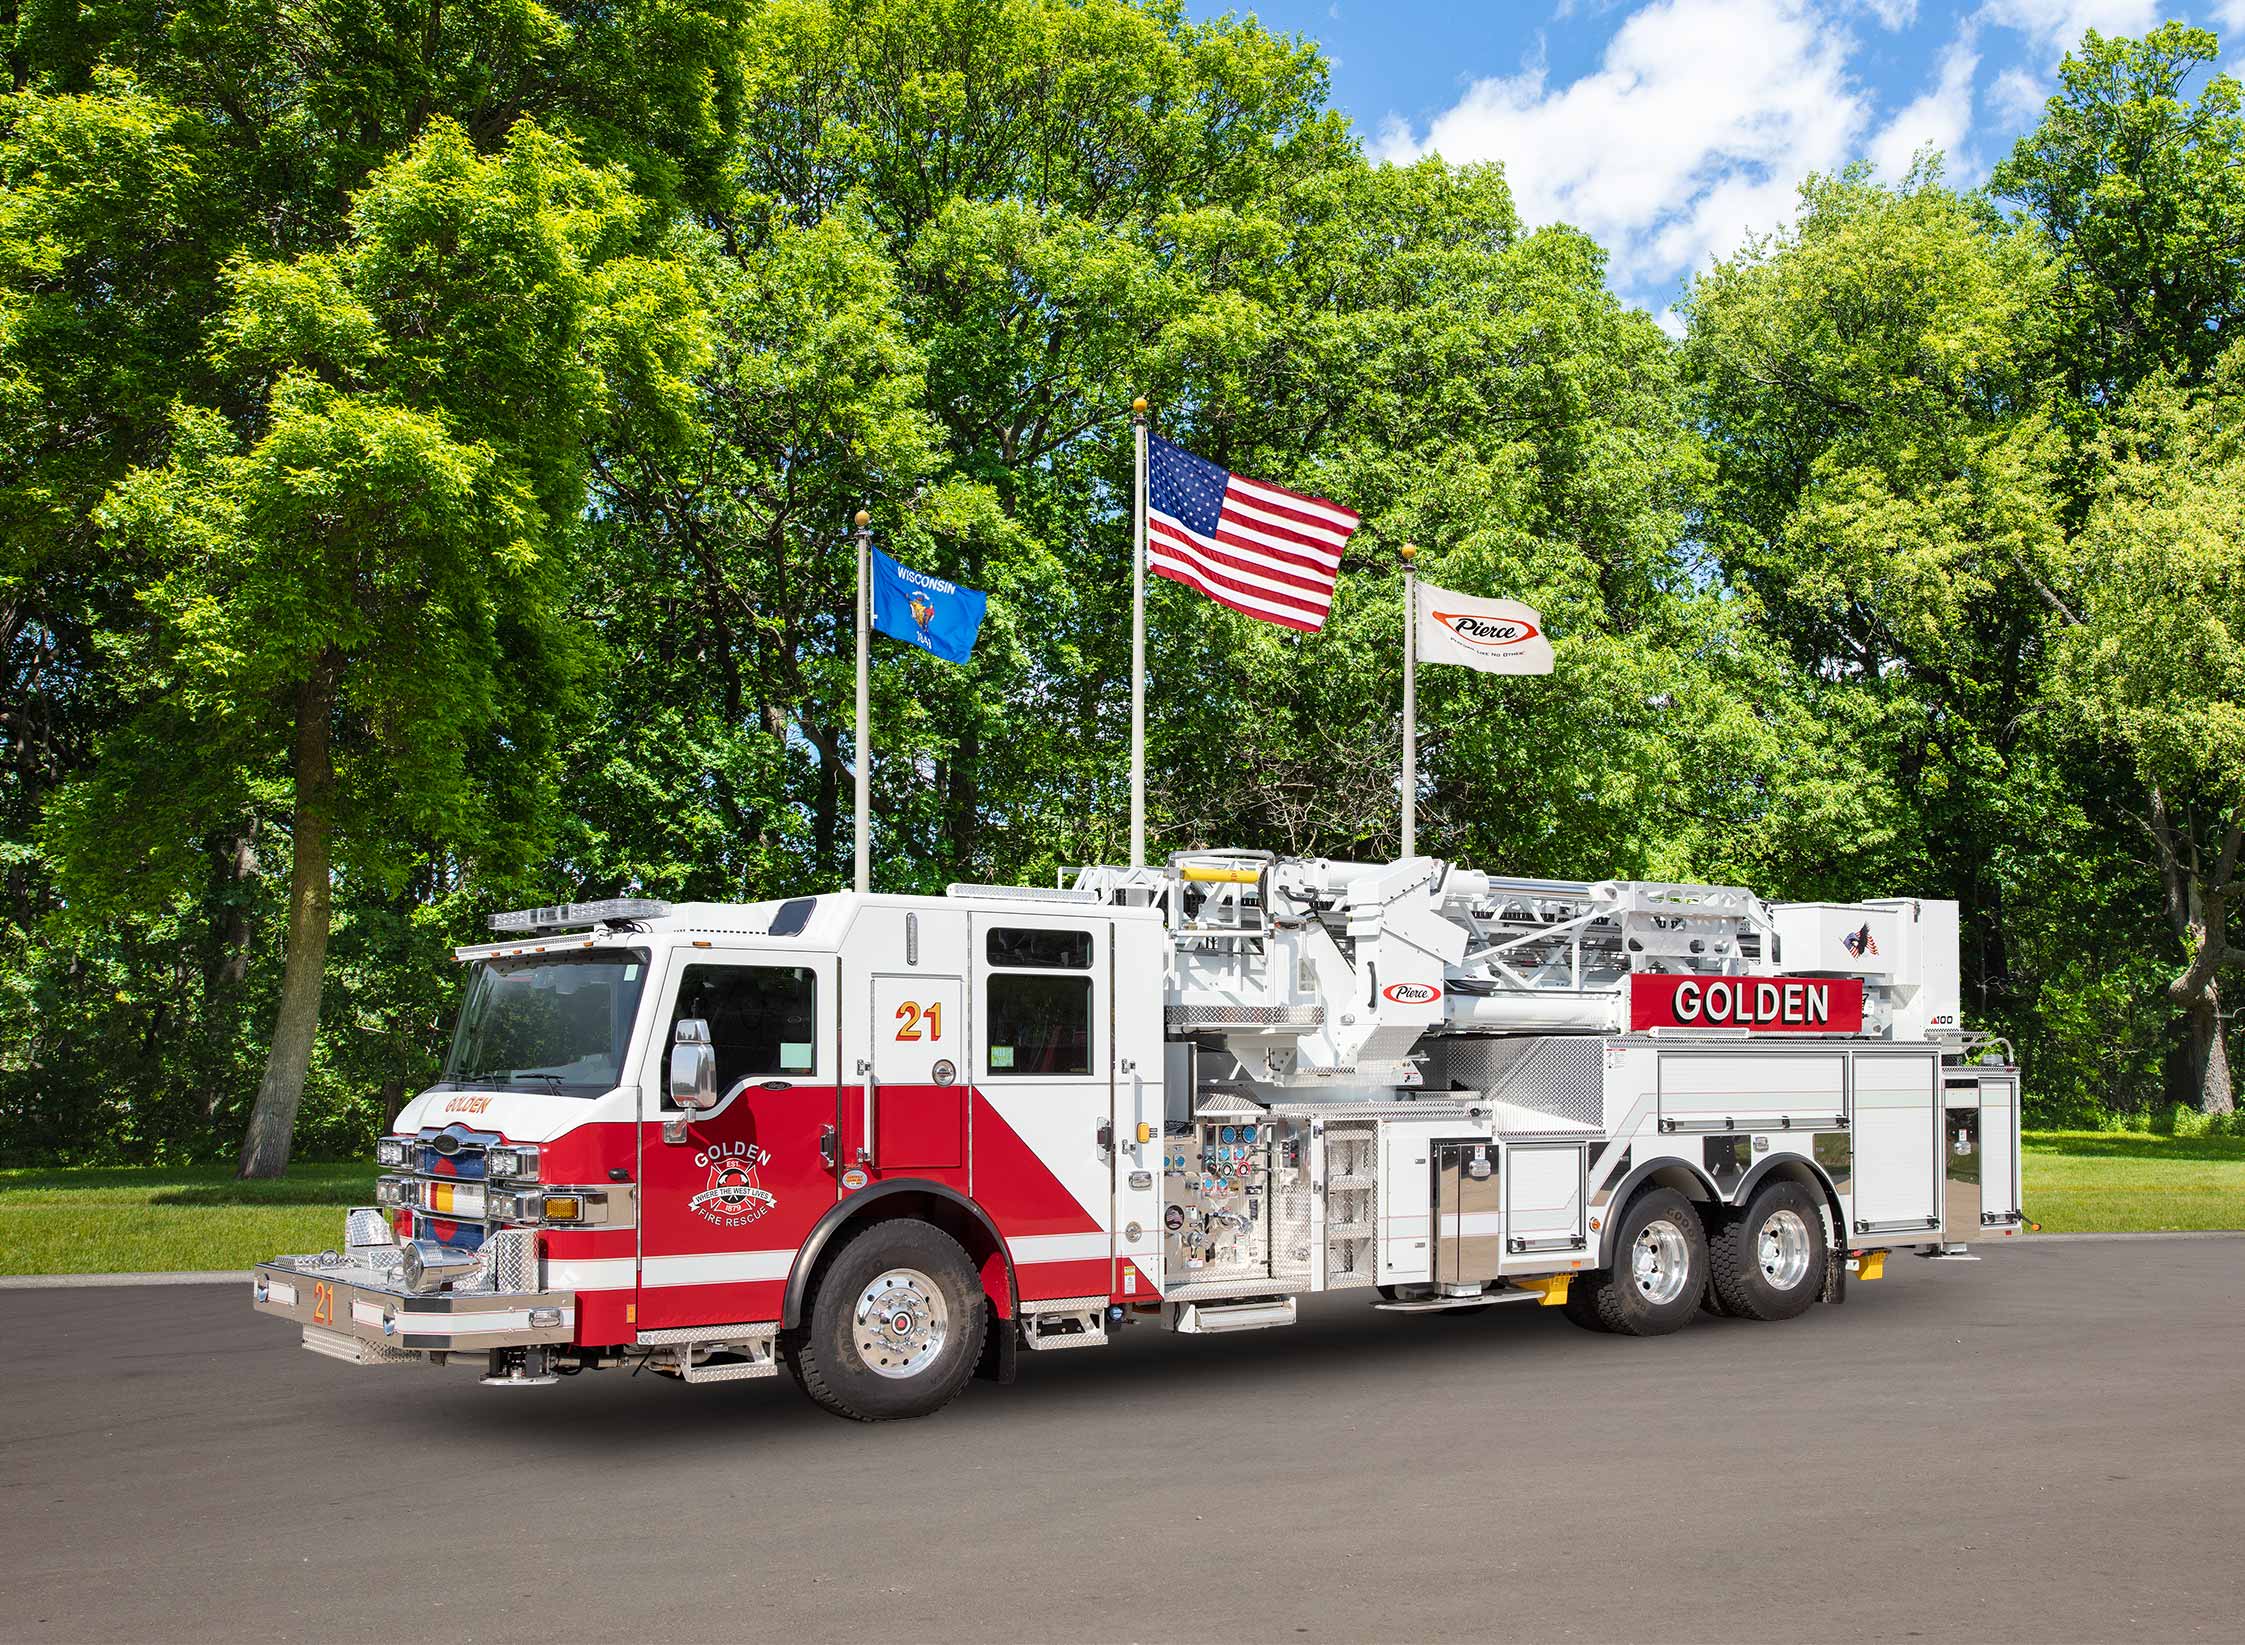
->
[984, 926, 1093, 1076]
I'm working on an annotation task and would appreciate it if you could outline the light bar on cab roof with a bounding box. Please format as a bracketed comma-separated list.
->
[488, 898, 671, 934]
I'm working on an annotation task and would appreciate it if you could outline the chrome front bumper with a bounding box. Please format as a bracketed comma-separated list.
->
[251, 1213, 577, 1363]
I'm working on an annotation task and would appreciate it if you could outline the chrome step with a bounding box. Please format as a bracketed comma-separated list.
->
[1373, 1289, 1542, 1313]
[1021, 1306, 1108, 1351]
[1171, 1297, 1297, 1334]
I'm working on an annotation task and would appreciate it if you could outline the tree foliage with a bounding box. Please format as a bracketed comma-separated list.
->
[1, 4, 2239, 1164]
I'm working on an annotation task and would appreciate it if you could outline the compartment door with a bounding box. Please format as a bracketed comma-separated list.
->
[1503, 1143, 1587, 1261]
[1433, 1141, 1502, 1288]
[1851, 1051, 1939, 1237]
[1977, 1071, 2022, 1229]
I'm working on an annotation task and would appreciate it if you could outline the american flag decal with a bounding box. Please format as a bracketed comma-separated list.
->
[1146, 435, 1360, 632]
[1842, 922, 1879, 959]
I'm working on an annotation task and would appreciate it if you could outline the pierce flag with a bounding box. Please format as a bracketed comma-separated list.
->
[1415, 583, 1554, 675]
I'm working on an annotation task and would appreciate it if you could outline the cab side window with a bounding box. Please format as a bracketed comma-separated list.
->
[985, 927, 1093, 1076]
[665, 963, 817, 1104]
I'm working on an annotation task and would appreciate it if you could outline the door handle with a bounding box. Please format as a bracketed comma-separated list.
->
[820, 1125, 837, 1170]
[1095, 1120, 1113, 1156]
[857, 1058, 876, 1166]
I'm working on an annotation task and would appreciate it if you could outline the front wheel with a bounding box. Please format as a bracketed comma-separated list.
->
[785, 1219, 986, 1421]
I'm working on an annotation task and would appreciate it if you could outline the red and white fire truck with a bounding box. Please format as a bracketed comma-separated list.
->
[252, 852, 2024, 1420]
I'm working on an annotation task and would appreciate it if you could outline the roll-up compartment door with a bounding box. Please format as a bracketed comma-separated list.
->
[1503, 1143, 1586, 1261]
[1978, 1073, 2022, 1228]
[1852, 1051, 1940, 1237]
[1658, 1051, 1846, 1133]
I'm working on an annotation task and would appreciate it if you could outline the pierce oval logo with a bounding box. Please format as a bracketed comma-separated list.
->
[1433, 612, 1541, 650]
[1381, 981, 1443, 1005]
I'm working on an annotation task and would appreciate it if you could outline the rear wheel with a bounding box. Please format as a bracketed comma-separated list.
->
[785, 1219, 986, 1421]
[1577, 1187, 1709, 1337]
[1709, 1179, 1828, 1321]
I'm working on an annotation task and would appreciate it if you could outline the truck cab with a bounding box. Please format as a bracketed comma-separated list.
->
[254, 891, 1170, 1415]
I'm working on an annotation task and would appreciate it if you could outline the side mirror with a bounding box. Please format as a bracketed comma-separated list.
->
[669, 1018, 718, 1110]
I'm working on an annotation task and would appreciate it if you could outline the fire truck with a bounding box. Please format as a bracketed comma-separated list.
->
[251, 852, 2024, 1420]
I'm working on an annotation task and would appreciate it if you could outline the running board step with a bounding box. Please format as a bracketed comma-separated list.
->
[655, 1326, 781, 1383]
[1374, 1289, 1545, 1314]
[1021, 1305, 1108, 1351]
[1171, 1297, 1298, 1334]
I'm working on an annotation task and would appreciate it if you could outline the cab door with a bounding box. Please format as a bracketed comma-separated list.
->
[969, 913, 1113, 1303]
[636, 949, 837, 1330]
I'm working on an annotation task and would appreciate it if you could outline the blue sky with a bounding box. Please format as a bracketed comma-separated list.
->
[1189, 2, 2245, 320]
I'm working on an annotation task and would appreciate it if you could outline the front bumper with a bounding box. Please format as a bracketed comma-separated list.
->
[251, 1214, 577, 1363]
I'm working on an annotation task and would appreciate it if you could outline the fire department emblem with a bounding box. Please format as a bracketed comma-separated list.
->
[689, 1142, 777, 1228]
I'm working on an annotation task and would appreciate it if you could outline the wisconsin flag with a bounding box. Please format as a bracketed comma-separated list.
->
[1416, 584, 1554, 675]
[870, 546, 987, 665]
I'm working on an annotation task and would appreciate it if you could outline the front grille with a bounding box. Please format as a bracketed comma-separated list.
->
[412, 1124, 498, 1245]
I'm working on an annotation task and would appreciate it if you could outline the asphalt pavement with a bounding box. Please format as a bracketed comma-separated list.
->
[3, 1236, 2242, 1643]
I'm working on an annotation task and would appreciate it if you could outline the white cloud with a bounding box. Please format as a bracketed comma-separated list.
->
[1976, 1, 2156, 55]
[2215, 1, 2245, 33]
[1859, 0, 1918, 27]
[1374, 0, 1870, 294]
[1868, 31, 1981, 180]
[1988, 63, 2047, 126]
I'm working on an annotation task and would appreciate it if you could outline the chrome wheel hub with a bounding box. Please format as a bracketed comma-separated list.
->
[1757, 1208, 1813, 1291]
[853, 1267, 950, 1379]
[1631, 1219, 1691, 1306]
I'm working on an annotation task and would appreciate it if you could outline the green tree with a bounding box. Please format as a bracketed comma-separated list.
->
[49, 120, 703, 1175]
[1992, 23, 2245, 447]
[1679, 166, 2154, 1112]
[2050, 344, 2245, 1114]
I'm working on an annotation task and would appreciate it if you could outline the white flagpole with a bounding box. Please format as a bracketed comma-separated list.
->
[854, 508, 871, 894]
[1401, 541, 1418, 860]
[1130, 396, 1149, 868]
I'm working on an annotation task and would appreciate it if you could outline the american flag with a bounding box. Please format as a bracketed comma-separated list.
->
[1146, 435, 1360, 633]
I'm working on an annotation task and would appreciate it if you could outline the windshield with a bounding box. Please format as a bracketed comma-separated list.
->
[438, 951, 649, 1097]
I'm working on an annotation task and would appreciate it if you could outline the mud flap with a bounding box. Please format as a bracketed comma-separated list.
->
[1821, 1232, 1847, 1305]
[974, 1301, 1018, 1384]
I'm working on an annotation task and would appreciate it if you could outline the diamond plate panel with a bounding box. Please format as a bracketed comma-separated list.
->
[475, 1227, 538, 1294]
[1166, 1004, 1325, 1029]
[1322, 1121, 1379, 1288]
[1435, 1036, 1605, 1128]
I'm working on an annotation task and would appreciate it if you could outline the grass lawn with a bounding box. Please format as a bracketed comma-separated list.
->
[0, 1162, 376, 1275]
[1, 1134, 2238, 1274]
[2021, 1131, 2245, 1233]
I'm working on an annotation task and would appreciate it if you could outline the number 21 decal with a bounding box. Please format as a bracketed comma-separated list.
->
[894, 1000, 944, 1041]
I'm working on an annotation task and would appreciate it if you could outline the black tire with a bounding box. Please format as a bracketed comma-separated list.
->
[1709, 1179, 1829, 1322]
[1581, 1186, 1709, 1337]
[784, 1219, 986, 1421]
[1560, 1274, 1612, 1333]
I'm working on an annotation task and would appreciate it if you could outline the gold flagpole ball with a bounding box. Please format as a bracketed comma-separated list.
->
[1132, 397, 1148, 414]
[854, 510, 869, 528]
[1400, 542, 1418, 562]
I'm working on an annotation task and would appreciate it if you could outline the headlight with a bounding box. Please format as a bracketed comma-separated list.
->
[374, 1137, 410, 1168]
[485, 1144, 540, 1181]
[486, 1187, 601, 1226]
[375, 1176, 412, 1209]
